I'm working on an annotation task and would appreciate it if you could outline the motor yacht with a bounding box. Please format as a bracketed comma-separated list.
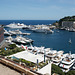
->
[5, 23, 26, 28]
[9, 29, 31, 35]
[52, 51, 64, 65]
[32, 26, 54, 33]
[22, 25, 35, 30]
[28, 45, 34, 51]
[12, 36, 33, 45]
[5, 36, 14, 44]
[4, 30, 11, 36]
[12, 36, 26, 45]
[59, 53, 75, 72]
[46, 50, 57, 59]
[32, 46, 45, 53]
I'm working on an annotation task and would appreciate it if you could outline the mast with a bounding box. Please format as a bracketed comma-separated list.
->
[69, 38, 72, 44]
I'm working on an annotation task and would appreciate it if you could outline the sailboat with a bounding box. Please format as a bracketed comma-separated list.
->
[69, 39, 72, 44]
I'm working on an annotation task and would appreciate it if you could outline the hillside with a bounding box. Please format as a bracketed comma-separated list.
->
[53, 16, 75, 28]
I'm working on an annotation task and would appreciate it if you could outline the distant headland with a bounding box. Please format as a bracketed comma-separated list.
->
[53, 16, 75, 31]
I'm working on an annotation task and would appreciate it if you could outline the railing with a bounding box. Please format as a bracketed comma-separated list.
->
[0, 57, 38, 75]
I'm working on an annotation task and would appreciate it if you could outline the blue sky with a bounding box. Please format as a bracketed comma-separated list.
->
[0, 0, 75, 20]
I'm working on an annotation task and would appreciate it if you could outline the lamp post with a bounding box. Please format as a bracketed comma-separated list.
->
[37, 59, 39, 71]
[44, 49, 46, 63]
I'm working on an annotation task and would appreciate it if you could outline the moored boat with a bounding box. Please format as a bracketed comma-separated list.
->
[5, 23, 27, 28]
[59, 53, 75, 72]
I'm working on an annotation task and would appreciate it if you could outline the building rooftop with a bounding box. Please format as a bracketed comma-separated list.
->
[10, 50, 47, 63]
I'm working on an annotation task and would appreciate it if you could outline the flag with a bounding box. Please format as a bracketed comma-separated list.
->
[63, 64, 64, 68]
[22, 45, 24, 48]
[26, 46, 27, 49]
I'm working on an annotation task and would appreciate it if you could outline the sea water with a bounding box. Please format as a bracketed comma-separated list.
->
[0, 20, 75, 54]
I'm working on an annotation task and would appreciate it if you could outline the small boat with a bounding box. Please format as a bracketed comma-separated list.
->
[4, 30, 11, 36]
[69, 39, 72, 44]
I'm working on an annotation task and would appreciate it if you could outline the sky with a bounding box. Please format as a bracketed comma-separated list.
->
[0, 0, 75, 20]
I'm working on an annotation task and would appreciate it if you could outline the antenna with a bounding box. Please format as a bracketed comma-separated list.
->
[44, 49, 46, 63]
[69, 51, 71, 55]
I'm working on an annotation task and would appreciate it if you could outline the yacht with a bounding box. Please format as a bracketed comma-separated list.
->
[28, 45, 50, 55]
[46, 50, 57, 59]
[40, 48, 50, 54]
[12, 36, 26, 45]
[12, 36, 33, 45]
[52, 51, 64, 65]
[9, 29, 30, 35]
[9, 30, 16, 35]
[4, 30, 11, 36]
[5, 36, 14, 44]
[5, 23, 26, 28]
[59, 53, 75, 72]
[22, 25, 35, 30]
[69, 28, 75, 32]
[32, 26, 54, 33]
[23, 36, 34, 43]
[33, 46, 45, 53]
[28, 45, 34, 51]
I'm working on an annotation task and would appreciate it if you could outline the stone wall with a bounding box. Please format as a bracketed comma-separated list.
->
[62, 21, 75, 28]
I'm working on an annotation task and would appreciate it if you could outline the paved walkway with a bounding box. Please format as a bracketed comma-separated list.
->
[0, 64, 21, 75]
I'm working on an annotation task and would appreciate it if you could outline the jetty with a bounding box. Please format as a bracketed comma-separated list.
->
[4, 29, 31, 36]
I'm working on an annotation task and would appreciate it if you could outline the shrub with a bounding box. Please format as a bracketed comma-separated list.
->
[9, 44, 16, 49]
[52, 64, 65, 75]
[13, 59, 20, 63]
[66, 70, 75, 75]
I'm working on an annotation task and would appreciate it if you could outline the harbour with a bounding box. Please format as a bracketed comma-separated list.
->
[2, 20, 75, 54]
[0, 0, 75, 74]
[0, 20, 75, 75]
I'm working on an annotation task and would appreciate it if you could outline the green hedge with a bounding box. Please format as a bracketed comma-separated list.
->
[0, 44, 25, 56]
[19, 58, 35, 67]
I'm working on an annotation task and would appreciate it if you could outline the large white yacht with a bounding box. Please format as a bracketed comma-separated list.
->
[5, 23, 27, 28]
[8, 29, 31, 35]
[12, 36, 33, 45]
[32, 26, 54, 33]
[59, 52, 75, 72]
